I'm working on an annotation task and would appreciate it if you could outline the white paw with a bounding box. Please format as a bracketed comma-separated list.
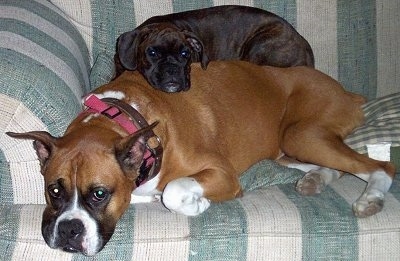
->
[352, 190, 384, 218]
[296, 171, 325, 195]
[162, 177, 211, 216]
[352, 170, 392, 217]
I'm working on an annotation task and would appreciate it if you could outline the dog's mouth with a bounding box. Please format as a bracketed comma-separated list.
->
[62, 243, 82, 253]
[161, 81, 184, 93]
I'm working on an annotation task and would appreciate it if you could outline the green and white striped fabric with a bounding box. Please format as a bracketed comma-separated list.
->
[346, 92, 400, 155]
[1, 0, 400, 260]
[0, 0, 90, 205]
[1, 163, 400, 260]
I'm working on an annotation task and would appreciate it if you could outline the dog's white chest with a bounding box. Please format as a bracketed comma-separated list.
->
[131, 174, 161, 203]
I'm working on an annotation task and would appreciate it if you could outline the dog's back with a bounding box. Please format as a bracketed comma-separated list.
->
[141, 5, 314, 66]
[97, 61, 365, 176]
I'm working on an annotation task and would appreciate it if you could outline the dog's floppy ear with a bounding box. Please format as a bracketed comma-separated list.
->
[6, 131, 57, 169]
[114, 122, 158, 178]
[184, 31, 210, 70]
[117, 29, 142, 71]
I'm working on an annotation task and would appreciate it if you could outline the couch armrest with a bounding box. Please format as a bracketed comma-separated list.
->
[0, 0, 91, 204]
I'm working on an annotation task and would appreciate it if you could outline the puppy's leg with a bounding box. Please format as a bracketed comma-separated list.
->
[162, 167, 241, 216]
[281, 127, 395, 217]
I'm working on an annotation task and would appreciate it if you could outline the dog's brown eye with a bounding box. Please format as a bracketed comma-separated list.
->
[48, 184, 62, 199]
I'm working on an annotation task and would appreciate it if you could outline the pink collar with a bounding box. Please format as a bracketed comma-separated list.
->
[83, 94, 162, 187]
[84, 94, 138, 134]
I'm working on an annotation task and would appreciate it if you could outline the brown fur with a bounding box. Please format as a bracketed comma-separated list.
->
[94, 61, 395, 200]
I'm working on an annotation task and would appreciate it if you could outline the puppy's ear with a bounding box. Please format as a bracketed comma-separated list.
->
[117, 29, 141, 71]
[6, 131, 57, 170]
[114, 122, 158, 179]
[184, 32, 210, 70]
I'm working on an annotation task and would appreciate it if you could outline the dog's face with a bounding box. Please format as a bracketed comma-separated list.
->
[7, 126, 150, 255]
[117, 23, 209, 92]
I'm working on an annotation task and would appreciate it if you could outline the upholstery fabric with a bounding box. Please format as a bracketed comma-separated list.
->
[1, 0, 399, 260]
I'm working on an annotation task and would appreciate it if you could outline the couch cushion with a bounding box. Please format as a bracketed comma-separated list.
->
[1, 170, 400, 260]
[345, 92, 400, 168]
[0, 0, 90, 204]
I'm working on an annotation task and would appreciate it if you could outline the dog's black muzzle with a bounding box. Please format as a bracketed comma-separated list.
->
[151, 60, 190, 93]
[57, 219, 85, 253]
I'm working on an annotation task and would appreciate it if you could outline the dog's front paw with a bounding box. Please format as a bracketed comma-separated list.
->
[162, 177, 211, 216]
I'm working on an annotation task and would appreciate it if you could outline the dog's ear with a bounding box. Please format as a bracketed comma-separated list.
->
[114, 122, 158, 178]
[6, 131, 57, 169]
[117, 29, 142, 71]
[184, 32, 210, 70]
[115, 136, 146, 175]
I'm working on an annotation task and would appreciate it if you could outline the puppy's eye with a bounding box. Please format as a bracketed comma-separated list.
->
[147, 48, 158, 57]
[180, 50, 190, 58]
[92, 188, 109, 202]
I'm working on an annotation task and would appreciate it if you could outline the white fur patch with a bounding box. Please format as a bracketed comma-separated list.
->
[317, 167, 341, 185]
[353, 170, 393, 217]
[94, 90, 126, 100]
[132, 174, 161, 198]
[130, 101, 140, 111]
[82, 113, 100, 123]
[50, 190, 100, 256]
[162, 177, 211, 216]
[357, 170, 392, 195]
[286, 162, 320, 173]
[130, 194, 160, 203]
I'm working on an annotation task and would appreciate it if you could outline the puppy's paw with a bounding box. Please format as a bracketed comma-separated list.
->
[162, 177, 211, 216]
[296, 171, 325, 196]
[352, 193, 384, 218]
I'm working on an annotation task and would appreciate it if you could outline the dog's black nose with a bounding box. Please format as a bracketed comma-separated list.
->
[58, 219, 84, 252]
[59, 218, 84, 239]
[165, 65, 179, 76]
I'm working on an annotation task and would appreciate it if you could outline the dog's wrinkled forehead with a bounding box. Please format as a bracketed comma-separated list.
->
[43, 141, 124, 201]
[146, 30, 188, 49]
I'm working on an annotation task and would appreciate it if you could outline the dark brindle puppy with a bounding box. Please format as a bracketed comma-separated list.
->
[115, 5, 314, 92]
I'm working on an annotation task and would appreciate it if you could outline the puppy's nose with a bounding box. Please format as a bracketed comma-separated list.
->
[58, 219, 84, 252]
[165, 65, 179, 76]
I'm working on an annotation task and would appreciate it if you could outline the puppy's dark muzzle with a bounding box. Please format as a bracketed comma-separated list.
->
[57, 219, 85, 253]
[156, 63, 189, 93]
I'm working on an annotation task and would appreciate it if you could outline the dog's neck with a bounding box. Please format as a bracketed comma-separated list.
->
[82, 94, 163, 187]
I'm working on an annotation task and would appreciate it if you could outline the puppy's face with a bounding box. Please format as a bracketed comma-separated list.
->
[7, 126, 150, 255]
[140, 32, 193, 93]
[117, 24, 209, 92]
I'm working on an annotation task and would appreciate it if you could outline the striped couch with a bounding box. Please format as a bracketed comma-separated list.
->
[1, 0, 399, 260]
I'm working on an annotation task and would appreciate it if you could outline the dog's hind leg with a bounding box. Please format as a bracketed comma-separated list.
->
[278, 156, 342, 195]
[281, 127, 396, 217]
[351, 169, 394, 217]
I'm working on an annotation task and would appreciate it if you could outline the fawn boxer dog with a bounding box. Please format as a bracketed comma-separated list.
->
[115, 5, 314, 92]
[7, 61, 395, 255]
